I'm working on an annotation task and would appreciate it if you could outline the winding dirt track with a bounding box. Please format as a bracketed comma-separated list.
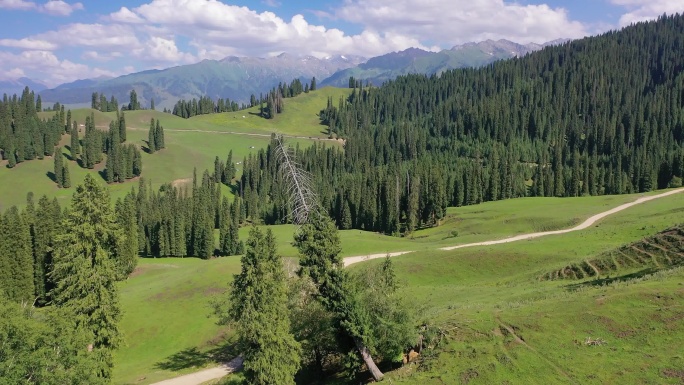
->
[150, 187, 684, 385]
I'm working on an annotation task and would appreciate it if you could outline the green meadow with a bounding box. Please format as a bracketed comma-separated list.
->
[2, 88, 348, 210]
[113, 190, 684, 384]
[9, 88, 684, 385]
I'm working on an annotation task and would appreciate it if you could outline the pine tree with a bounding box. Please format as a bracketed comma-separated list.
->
[147, 119, 156, 153]
[294, 215, 385, 381]
[0, 295, 103, 385]
[32, 196, 61, 305]
[155, 120, 165, 149]
[118, 112, 126, 143]
[50, 174, 123, 380]
[228, 226, 301, 384]
[115, 195, 138, 278]
[53, 147, 64, 187]
[62, 162, 71, 188]
[70, 121, 79, 159]
[222, 150, 236, 184]
[0, 206, 34, 303]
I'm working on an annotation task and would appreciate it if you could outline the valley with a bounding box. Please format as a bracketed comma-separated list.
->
[1, 7, 684, 385]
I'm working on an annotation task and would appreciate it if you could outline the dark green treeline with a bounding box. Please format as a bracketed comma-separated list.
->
[0, 88, 69, 167]
[239, 15, 684, 235]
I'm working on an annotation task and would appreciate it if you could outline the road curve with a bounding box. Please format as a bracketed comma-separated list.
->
[150, 356, 243, 385]
[438, 187, 684, 251]
[150, 187, 684, 385]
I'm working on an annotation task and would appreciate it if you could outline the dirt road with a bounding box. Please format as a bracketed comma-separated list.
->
[150, 187, 684, 385]
[150, 356, 243, 385]
[439, 187, 684, 251]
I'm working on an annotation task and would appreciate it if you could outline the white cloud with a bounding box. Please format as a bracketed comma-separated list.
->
[335, 0, 589, 45]
[41, 0, 83, 16]
[0, 50, 116, 86]
[0, 0, 83, 16]
[34, 23, 141, 49]
[109, 6, 145, 24]
[0, 68, 26, 81]
[110, 0, 432, 59]
[81, 50, 122, 62]
[611, 0, 684, 27]
[139, 36, 196, 63]
[0, 38, 58, 50]
[0, 0, 35, 10]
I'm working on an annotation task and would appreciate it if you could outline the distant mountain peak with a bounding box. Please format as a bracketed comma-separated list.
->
[321, 37, 574, 88]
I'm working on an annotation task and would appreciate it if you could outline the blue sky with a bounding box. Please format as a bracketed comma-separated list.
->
[0, 0, 682, 86]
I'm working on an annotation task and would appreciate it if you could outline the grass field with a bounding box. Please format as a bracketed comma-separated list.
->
[113, 190, 684, 384]
[1, 88, 344, 210]
[114, 257, 241, 385]
[191, 87, 350, 137]
[378, 191, 684, 384]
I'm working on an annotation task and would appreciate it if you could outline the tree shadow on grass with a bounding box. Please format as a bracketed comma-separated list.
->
[46, 171, 57, 184]
[154, 337, 239, 372]
[564, 267, 659, 291]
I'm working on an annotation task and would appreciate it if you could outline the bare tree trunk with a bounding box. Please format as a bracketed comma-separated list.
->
[354, 338, 384, 382]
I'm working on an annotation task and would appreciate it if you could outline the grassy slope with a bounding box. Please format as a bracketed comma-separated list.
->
[381, 192, 684, 384]
[1, 88, 345, 210]
[114, 191, 684, 384]
[190, 87, 350, 137]
[114, 257, 240, 385]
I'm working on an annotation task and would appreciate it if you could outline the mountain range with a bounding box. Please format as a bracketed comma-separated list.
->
[0, 77, 47, 98]
[320, 39, 569, 87]
[30, 38, 568, 109]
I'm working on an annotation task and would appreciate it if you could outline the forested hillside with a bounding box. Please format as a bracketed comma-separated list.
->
[238, 15, 684, 235]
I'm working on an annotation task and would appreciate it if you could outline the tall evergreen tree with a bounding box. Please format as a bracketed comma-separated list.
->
[228, 226, 301, 384]
[70, 121, 79, 159]
[115, 195, 138, 278]
[53, 147, 64, 187]
[62, 162, 71, 188]
[50, 174, 123, 380]
[0, 206, 34, 303]
[147, 119, 156, 153]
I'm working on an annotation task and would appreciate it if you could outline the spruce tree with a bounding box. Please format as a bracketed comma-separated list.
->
[53, 147, 64, 187]
[0, 206, 34, 303]
[50, 174, 123, 380]
[147, 119, 156, 153]
[228, 227, 301, 384]
[115, 195, 138, 278]
[0, 295, 103, 385]
[70, 121, 79, 159]
[32, 196, 61, 305]
[62, 162, 71, 188]
[118, 112, 126, 143]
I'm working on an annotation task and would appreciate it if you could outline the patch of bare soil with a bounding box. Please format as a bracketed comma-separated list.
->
[172, 178, 192, 188]
[662, 368, 684, 381]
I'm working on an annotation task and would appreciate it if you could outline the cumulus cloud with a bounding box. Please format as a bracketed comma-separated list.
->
[33, 23, 141, 50]
[0, 0, 83, 16]
[0, 38, 58, 50]
[108, 0, 432, 59]
[0, 0, 35, 10]
[0, 50, 116, 86]
[335, 0, 590, 45]
[0, 68, 27, 81]
[138, 36, 196, 63]
[611, 0, 684, 27]
[41, 0, 83, 16]
[81, 50, 122, 62]
[109, 6, 145, 24]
